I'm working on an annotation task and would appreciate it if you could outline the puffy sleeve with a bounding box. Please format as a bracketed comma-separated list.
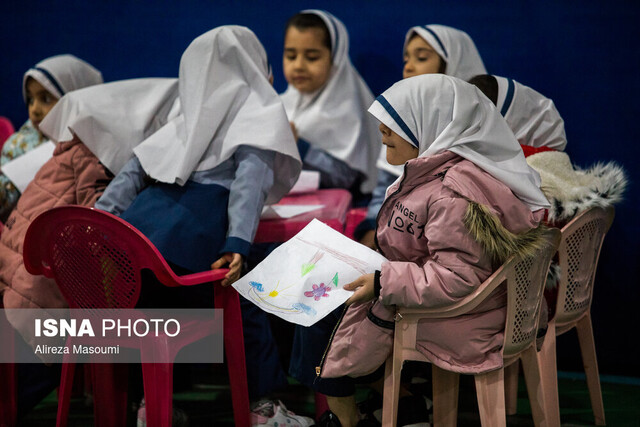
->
[73, 144, 113, 206]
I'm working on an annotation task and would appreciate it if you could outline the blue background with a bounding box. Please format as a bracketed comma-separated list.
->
[2, 1, 639, 377]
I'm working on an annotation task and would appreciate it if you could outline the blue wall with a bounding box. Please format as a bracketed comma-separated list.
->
[2, 1, 639, 376]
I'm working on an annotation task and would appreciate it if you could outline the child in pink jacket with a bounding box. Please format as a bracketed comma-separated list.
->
[300, 74, 550, 426]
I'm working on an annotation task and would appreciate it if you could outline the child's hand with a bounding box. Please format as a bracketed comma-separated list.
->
[211, 253, 243, 286]
[290, 121, 298, 141]
[344, 273, 375, 305]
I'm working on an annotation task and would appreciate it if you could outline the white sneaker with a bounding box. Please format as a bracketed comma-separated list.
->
[251, 399, 314, 427]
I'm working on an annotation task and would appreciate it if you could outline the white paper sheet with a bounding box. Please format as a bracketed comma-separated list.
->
[288, 170, 320, 194]
[233, 219, 388, 326]
[260, 204, 323, 220]
[1, 141, 55, 192]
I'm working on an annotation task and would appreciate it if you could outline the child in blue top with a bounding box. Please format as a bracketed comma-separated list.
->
[94, 27, 306, 416]
[280, 10, 380, 202]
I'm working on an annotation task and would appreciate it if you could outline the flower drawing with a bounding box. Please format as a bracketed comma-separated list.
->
[304, 283, 331, 301]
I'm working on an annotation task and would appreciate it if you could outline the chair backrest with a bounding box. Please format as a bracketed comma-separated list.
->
[554, 206, 614, 326]
[0, 117, 15, 149]
[23, 205, 193, 309]
[503, 227, 561, 358]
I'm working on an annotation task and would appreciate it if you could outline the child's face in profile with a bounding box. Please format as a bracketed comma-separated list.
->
[403, 35, 444, 79]
[379, 122, 419, 165]
[25, 77, 58, 133]
[283, 26, 332, 94]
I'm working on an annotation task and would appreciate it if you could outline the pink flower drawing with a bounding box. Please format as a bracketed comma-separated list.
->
[304, 283, 331, 301]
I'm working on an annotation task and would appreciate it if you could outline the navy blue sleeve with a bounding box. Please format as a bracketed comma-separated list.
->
[299, 138, 360, 190]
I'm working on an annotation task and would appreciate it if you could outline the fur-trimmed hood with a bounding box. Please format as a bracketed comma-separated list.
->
[526, 151, 627, 223]
[464, 201, 548, 265]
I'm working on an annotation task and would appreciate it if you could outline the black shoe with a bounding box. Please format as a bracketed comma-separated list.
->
[316, 410, 342, 427]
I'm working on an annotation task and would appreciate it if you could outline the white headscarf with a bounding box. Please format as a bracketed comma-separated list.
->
[133, 26, 301, 203]
[368, 74, 549, 211]
[495, 75, 567, 151]
[280, 10, 380, 193]
[405, 25, 486, 81]
[378, 24, 487, 177]
[39, 78, 180, 174]
[22, 54, 103, 101]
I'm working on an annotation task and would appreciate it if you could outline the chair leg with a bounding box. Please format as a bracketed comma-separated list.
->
[520, 348, 549, 427]
[537, 322, 560, 427]
[216, 286, 250, 427]
[56, 362, 76, 427]
[92, 363, 129, 427]
[0, 316, 17, 427]
[315, 392, 329, 420]
[504, 360, 519, 415]
[432, 365, 459, 427]
[0, 363, 16, 427]
[141, 363, 173, 427]
[575, 315, 605, 425]
[474, 368, 506, 427]
[381, 355, 402, 427]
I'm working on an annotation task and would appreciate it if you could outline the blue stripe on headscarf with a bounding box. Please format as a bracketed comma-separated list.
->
[318, 10, 339, 60]
[376, 95, 419, 147]
[423, 26, 448, 58]
[500, 78, 515, 116]
[34, 67, 65, 97]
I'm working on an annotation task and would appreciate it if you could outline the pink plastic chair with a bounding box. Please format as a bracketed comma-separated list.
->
[506, 206, 615, 426]
[0, 301, 17, 427]
[381, 227, 561, 427]
[23, 205, 250, 427]
[343, 207, 367, 240]
[0, 117, 14, 150]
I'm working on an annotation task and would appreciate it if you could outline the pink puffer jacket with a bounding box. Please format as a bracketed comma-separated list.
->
[0, 137, 111, 343]
[321, 151, 544, 378]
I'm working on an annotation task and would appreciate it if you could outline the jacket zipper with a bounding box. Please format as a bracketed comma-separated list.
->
[315, 304, 350, 378]
[315, 164, 445, 378]
[374, 163, 409, 259]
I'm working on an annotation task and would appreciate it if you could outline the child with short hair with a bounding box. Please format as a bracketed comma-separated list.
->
[357, 24, 487, 247]
[280, 10, 380, 202]
[315, 74, 548, 427]
[0, 54, 103, 221]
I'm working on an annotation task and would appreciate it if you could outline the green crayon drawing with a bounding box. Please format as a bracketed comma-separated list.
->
[302, 250, 324, 277]
[301, 263, 316, 276]
[332, 272, 339, 287]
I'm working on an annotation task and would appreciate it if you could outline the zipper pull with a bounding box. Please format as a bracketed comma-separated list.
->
[315, 366, 321, 376]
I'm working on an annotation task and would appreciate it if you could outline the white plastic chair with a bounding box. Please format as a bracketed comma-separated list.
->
[507, 206, 614, 426]
[381, 227, 561, 427]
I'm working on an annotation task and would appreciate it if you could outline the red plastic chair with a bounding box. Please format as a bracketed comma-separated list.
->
[0, 117, 14, 150]
[0, 301, 17, 427]
[23, 205, 250, 427]
[343, 207, 367, 240]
